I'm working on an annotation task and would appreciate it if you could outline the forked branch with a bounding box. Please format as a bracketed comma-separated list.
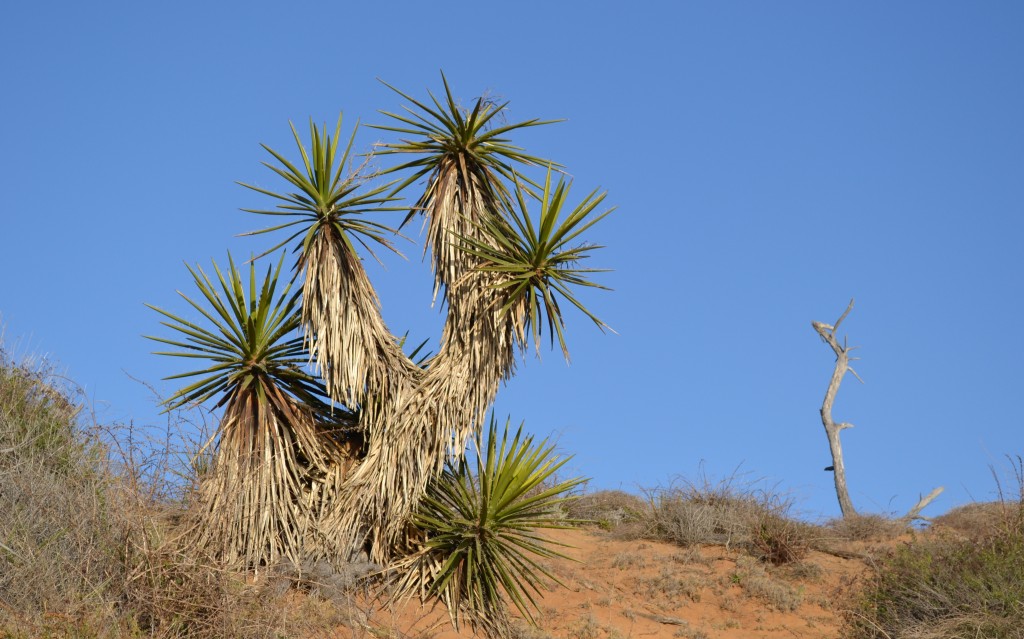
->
[813, 299, 943, 521]
[813, 299, 860, 517]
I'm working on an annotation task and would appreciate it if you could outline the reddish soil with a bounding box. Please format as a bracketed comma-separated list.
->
[349, 527, 877, 639]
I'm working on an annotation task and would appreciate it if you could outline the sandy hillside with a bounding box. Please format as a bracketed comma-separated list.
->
[350, 526, 880, 639]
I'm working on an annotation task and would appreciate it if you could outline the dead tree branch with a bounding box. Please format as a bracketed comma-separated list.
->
[901, 486, 945, 523]
[812, 298, 860, 517]
[813, 299, 943, 521]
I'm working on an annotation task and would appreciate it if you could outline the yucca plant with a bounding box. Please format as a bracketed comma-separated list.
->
[238, 114, 415, 412]
[238, 116, 432, 560]
[460, 167, 614, 360]
[391, 416, 584, 634]
[318, 78, 611, 562]
[372, 73, 560, 303]
[146, 252, 353, 567]
[322, 77, 557, 560]
[159, 77, 615, 573]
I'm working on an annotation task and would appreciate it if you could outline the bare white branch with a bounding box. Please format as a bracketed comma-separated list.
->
[813, 298, 942, 522]
[813, 299, 860, 517]
[902, 486, 945, 522]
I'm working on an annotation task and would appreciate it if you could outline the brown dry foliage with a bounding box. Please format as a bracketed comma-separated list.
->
[750, 511, 815, 565]
[563, 489, 650, 532]
[0, 350, 363, 638]
[931, 500, 1015, 540]
[826, 513, 907, 542]
[639, 472, 815, 565]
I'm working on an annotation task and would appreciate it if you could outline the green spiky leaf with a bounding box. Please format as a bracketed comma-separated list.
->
[392, 415, 585, 629]
[372, 72, 562, 225]
[145, 252, 333, 415]
[238, 114, 404, 264]
[458, 167, 614, 360]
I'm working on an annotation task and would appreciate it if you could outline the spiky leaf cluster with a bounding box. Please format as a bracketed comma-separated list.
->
[147, 253, 351, 566]
[460, 168, 613, 359]
[392, 416, 584, 630]
[239, 115, 400, 262]
[146, 252, 332, 416]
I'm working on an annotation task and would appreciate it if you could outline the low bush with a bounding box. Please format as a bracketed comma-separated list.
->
[932, 497, 1022, 542]
[844, 461, 1024, 639]
[0, 350, 115, 620]
[643, 471, 813, 564]
[751, 510, 815, 565]
[0, 347, 356, 638]
[826, 514, 906, 542]
[844, 530, 1024, 638]
[564, 489, 649, 531]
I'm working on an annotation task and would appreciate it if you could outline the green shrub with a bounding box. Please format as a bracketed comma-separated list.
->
[0, 351, 83, 472]
[0, 350, 114, 618]
[845, 507, 1024, 638]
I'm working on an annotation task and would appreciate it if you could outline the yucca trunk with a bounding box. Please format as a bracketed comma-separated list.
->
[185, 383, 349, 567]
[325, 164, 518, 562]
[301, 227, 420, 411]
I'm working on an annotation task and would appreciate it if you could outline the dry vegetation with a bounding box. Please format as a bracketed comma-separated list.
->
[843, 459, 1024, 639]
[637, 473, 819, 566]
[0, 350, 370, 638]
[3, 346, 1022, 638]
[561, 469, 1024, 639]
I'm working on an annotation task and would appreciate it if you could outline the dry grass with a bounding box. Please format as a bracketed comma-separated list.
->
[636, 566, 706, 604]
[10, 339, 1024, 639]
[824, 514, 906, 542]
[673, 628, 710, 639]
[932, 500, 1015, 539]
[780, 560, 824, 583]
[611, 551, 648, 569]
[0, 347, 366, 638]
[732, 556, 804, 612]
[0, 352, 122, 626]
[564, 489, 649, 532]
[843, 457, 1024, 639]
[639, 471, 815, 565]
[567, 613, 603, 639]
[506, 619, 557, 639]
[750, 510, 816, 565]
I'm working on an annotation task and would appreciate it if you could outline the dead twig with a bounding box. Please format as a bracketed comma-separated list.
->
[636, 610, 689, 626]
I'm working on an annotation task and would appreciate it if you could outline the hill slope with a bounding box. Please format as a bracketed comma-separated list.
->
[364, 526, 878, 639]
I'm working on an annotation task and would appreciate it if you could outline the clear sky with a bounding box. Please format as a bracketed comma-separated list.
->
[2, 2, 1021, 521]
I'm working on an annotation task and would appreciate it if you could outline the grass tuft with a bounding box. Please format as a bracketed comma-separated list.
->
[826, 514, 906, 542]
[843, 457, 1024, 639]
[641, 470, 814, 564]
[732, 556, 804, 612]
[564, 489, 649, 532]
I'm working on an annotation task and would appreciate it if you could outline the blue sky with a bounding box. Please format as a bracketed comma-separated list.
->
[2, 2, 1021, 520]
